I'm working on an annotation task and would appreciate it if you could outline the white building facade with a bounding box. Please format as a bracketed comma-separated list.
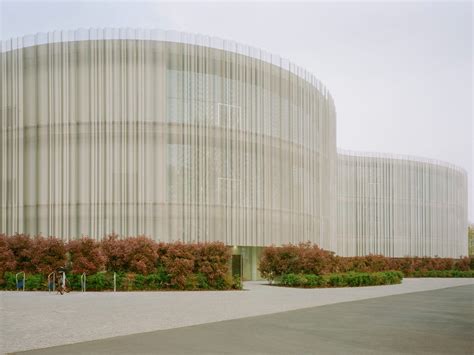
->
[0, 29, 337, 250]
[0, 29, 468, 274]
[336, 151, 467, 258]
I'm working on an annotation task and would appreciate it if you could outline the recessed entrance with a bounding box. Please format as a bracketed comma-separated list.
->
[230, 246, 264, 281]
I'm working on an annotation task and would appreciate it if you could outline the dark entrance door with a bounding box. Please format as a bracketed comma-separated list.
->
[232, 254, 242, 278]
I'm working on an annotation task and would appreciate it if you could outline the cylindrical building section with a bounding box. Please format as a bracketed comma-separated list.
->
[0, 29, 337, 248]
[336, 150, 468, 258]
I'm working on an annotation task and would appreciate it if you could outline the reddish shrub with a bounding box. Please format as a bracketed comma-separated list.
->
[67, 237, 105, 274]
[158, 242, 195, 289]
[6, 234, 34, 272]
[259, 243, 471, 279]
[31, 236, 67, 275]
[0, 234, 16, 284]
[390, 257, 457, 276]
[101, 235, 158, 275]
[390, 257, 415, 276]
[298, 243, 338, 275]
[259, 242, 336, 278]
[454, 257, 470, 271]
[258, 245, 278, 281]
[194, 242, 231, 288]
[259, 245, 294, 280]
[101, 235, 129, 272]
[344, 255, 392, 273]
[125, 236, 158, 275]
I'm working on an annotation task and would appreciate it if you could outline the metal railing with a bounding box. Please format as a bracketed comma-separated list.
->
[16, 272, 25, 291]
[47, 272, 56, 292]
[81, 272, 86, 292]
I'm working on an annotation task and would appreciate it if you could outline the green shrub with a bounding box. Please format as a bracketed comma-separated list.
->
[305, 274, 325, 287]
[66, 274, 82, 290]
[278, 271, 403, 288]
[87, 273, 108, 291]
[384, 271, 404, 284]
[280, 273, 303, 287]
[231, 275, 243, 290]
[0, 270, 238, 291]
[345, 273, 368, 287]
[2, 272, 18, 289]
[184, 274, 199, 290]
[133, 274, 146, 290]
[327, 274, 348, 287]
[196, 273, 209, 289]
[280, 273, 327, 288]
[145, 272, 167, 290]
[215, 275, 232, 290]
[25, 274, 44, 290]
[113, 272, 125, 290]
[1, 272, 46, 290]
[410, 270, 474, 278]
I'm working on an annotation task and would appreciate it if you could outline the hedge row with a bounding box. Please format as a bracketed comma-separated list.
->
[279, 271, 404, 288]
[409, 270, 474, 278]
[0, 234, 233, 290]
[1, 271, 242, 291]
[259, 243, 473, 281]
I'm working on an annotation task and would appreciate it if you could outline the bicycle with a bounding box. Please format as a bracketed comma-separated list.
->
[56, 273, 71, 295]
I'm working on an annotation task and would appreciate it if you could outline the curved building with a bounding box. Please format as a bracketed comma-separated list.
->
[336, 150, 468, 258]
[0, 29, 468, 277]
[0, 29, 337, 251]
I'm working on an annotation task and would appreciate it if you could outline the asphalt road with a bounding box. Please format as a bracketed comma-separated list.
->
[16, 284, 474, 355]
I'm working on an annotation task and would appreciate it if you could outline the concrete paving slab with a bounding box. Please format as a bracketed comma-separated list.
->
[13, 285, 474, 355]
[1, 278, 473, 354]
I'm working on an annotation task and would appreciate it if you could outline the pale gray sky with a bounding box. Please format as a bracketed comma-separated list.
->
[1, 0, 472, 221]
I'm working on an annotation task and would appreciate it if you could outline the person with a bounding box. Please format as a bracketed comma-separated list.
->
[56, 268, 70, 295]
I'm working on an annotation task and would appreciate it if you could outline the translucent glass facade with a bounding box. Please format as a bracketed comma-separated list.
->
[0, 29, 337, 248]
[337, 151, 468, 257]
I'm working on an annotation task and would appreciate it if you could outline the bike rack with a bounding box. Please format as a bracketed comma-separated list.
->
[47, 272, 56, 292]
[81, 272, 86, 292]
[113, 272, 116, 292]
[16, 272, 25, 291]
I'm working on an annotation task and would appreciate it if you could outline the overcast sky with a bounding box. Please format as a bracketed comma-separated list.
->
[1, 0, 472, 221]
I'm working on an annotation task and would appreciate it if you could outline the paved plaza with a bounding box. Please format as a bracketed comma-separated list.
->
[1, 278, 473, 354]
[17, 284, 474, 355]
